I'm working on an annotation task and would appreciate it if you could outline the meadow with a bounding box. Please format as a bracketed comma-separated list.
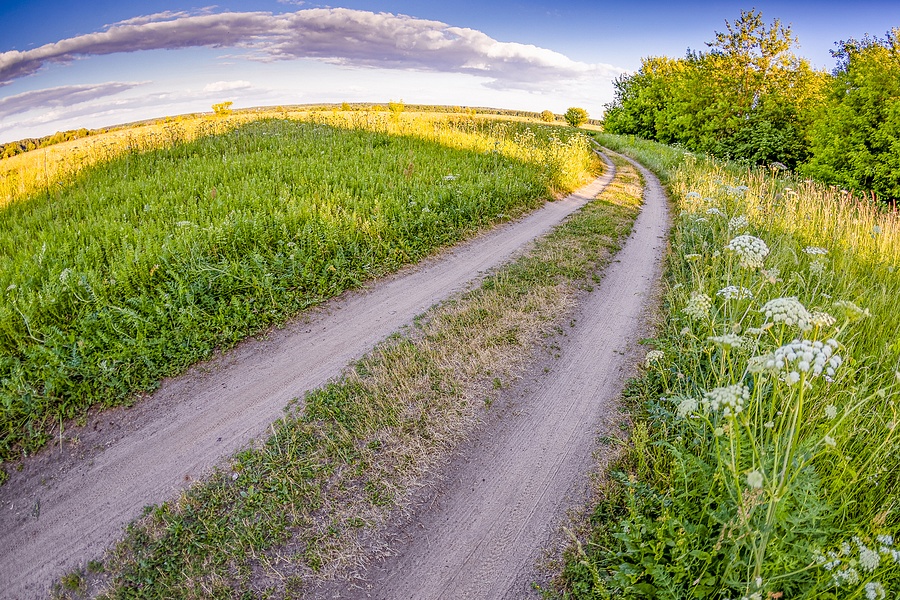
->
[560, 134, 900, 599]
[0, 113, 597, 466]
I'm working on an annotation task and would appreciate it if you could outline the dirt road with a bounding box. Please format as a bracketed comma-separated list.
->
[0, 159, 620, 599]
[330, 155, 669, 599]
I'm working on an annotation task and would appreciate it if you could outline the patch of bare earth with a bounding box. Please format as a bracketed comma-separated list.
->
[0, 159, 616, 599]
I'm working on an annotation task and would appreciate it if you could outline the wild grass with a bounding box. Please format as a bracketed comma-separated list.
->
[0, 115, 597, 465]
[49, 156, 643, 599]
[559, 134, 900, 599]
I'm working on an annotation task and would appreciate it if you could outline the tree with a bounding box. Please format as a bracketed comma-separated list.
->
[564, 107, 589, 127]
[541, 110, 556, 123]
[802, 29, 900, 199]
[212, 101, 233, 116]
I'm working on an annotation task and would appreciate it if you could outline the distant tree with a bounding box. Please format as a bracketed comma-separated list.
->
[541, 110, 556, 123]
[341, 102, 352, 111]
[564, 107, 589, 127]
[803, 29, 900, 199]
[212, 101, 233, 116]
[388, 99, 405, 114]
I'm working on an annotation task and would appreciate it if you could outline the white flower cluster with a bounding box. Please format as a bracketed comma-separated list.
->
[809, 259, 826, 277]
[815, 535, 900, 595]
[684, 292, 712, 320]
[728, 215, 749, 231]
[717, 285, 753, 301]
[707, 207, 725, 217]
[675, 396, 699, 418]
[804, 246, 829, 255]
[833, 299, 871, 322]
[746, 469, 764, 489]
[764, 338, 842, 385]
[810, 310, 836, 328]
[761, 297, 812, 331]
[644, 350, 665, 368]
[725, 235, 769, 269]
[703, 384, 749, 417]
[708, 333, 744, 350]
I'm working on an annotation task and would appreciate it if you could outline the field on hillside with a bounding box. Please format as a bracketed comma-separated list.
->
[0, 114, 598, 467]
[559, 134, 900, 599]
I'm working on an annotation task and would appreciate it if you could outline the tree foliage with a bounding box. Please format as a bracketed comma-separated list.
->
[565, 107, 589, 127]
[801, 29, 900, 199]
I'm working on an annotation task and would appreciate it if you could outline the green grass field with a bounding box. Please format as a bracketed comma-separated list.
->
[0, 115, 597, 465]
[558, 133, 900, 599]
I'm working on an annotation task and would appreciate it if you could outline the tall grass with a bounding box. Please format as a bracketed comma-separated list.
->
[0, 116, 597, 464]
[563, 135, 900, 599]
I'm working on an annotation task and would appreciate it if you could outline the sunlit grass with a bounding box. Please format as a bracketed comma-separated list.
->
[561, 134, 900, 599]
[0, 115, 598, 464]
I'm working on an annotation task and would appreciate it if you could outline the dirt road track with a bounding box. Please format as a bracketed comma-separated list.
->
[333, 156, 669, 599]
[0, 158, 618, 599]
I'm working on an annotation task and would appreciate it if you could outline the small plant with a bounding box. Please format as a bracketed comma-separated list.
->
[211, 101, 233, 116]
[541, 110, 556, 123]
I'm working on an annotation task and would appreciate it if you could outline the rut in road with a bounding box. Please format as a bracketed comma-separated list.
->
[335, 155, 669, 599]
[0, 158, 616, 600]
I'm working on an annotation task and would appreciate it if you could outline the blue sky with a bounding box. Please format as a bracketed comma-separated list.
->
[1, 0, 898, 144]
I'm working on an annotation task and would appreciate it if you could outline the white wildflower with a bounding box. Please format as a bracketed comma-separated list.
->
[809, 260, 826, 277]
[708, 333, 744, 350]
[836, 567, 860, 585]
[442, 174, 458, 181]
[704, 384, 749, 417]
[684, 292, 712, 320]
[804, 246, 829, 255]
[761, 267, 780, 283]
[676, 397, 699, 418]
[858, 540, 881, 573]
[876, 534, 893, 547]
[725, 235, 770, 269]
[745, 326, 768, 336]
[810, 311, 836, 328]
[176, 220, 193, 227]
[767, 338, 842, 385]
[644, 350, 665, 368]
[685, 253, 703, 261]
[833, 300, 871, 322]
[761, 297, 812, 331]
[707, 207, 725, 216]
[728, 215, 749, 230]
[825, 404, 838, 419]
[865, 582, 885, 600]
[685, 191, 701, 199]
[823, 435, 836, 447]
[717, 286, 753, 301]
[764, 421, 774, 429]
[59, 268, 73, 283]
[746, 470, 764, 489]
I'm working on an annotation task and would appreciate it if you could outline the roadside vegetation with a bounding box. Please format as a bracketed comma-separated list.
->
[49, 154, 643, 599]
[0, 114, 598, 466]
[557, 133, 900, 598]
[603, 10, 899, 201]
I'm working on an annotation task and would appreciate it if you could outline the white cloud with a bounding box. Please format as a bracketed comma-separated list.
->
[203, 80, 253, 92]
[0, 82, 143, 119]
[0, 8, 624, 91]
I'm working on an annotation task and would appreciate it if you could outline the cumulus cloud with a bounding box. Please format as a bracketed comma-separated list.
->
[0, 82, 142, 119]
[0, 8, 624, 90]
[203, 80, 253, 92]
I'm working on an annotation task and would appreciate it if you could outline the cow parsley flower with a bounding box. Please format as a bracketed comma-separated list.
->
[865, 582, 886, 600]
[725, 235, 769, 269]
[684, 292, 712, 320]
[707, 207, 725, 216]
[644, 350, 665, 368]
[704, 384, 749, 417]
[825, 404, 838, 419]
[708, 333, 744, 350]
[877, 534, 893, 547]
[762, 297, 812, 330]
[833, 300, 871, 322]
[823, 435, 836, 447]
[810, 311, 836, 328]
[804, 246, 829, 255]
[765, 338, 842, 385]
[728, 215, 749, 230]
[809, 260, 826, 277]
[717, 286, 753, 301]
[858, 541, 881, 573]
[676, 396, 699, 418]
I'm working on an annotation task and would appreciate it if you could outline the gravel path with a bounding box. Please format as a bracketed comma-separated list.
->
[334, 155, 670, 599]
[0, 158, 618, 599]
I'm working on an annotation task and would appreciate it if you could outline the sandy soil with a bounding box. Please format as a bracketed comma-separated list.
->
[317, 155, 670, 599]
[0, 160, 617, 599]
